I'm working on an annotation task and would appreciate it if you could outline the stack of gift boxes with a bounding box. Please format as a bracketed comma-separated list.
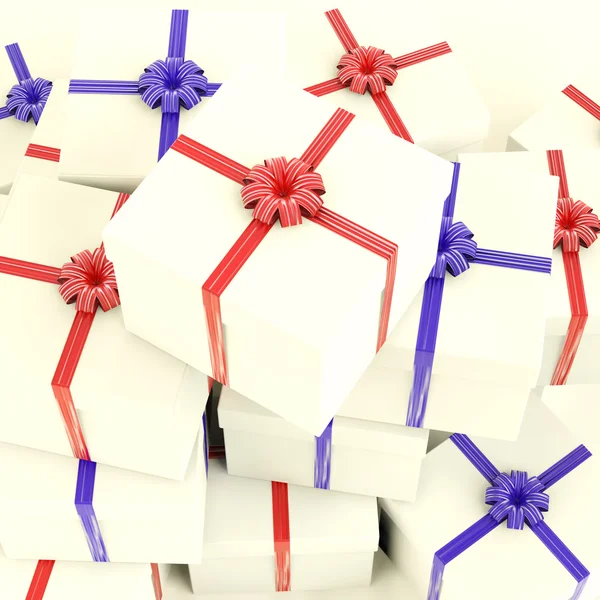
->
[0, 5, 598, 600]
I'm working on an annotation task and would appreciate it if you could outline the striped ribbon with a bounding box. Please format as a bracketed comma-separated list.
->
[69, 9, 221, 161]
[272, 481, 291, 591]
[171, 107, 398, 390]
[0, 191, 130, 562]
[546, 150, 600, 385]
[428, 434, 591, 600]
[562, 85, 600, 122]
[24, 559, 163, 599]
[1, 43, 52, 124]
[304, 8, 452, 142]
[405, 163, 553, 428]
[25, 143, 61, 162]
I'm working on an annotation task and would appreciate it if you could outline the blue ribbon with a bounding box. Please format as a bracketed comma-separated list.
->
[406, 162, 553, 428]
[1, 43, 52, 124]
[314, 419, 333, 489]
[74, 459, 109, 562]
[69, 9, 221, 161]
[428, 435, 591, 600]
[202, 410, 209, 476]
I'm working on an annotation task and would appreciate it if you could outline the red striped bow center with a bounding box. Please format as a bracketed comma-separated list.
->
[58, 247, 120, 313]
[337, 46, 398, 95]
[241, 157, 325, 228]
[554, 197, 600, 252]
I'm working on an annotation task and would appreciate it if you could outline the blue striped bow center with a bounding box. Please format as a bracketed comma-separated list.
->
[431, 217, 477, 278]
[486, 470, 550, 530]
[6, 77, 52, 124]
[139, 57, 208, 113]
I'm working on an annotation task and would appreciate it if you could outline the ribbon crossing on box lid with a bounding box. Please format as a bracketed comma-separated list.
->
[428, 434, 592, 600]
[305, 8, 451, 142]
[69, 9, 220, 160]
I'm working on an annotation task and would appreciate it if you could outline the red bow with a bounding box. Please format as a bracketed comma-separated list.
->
[241, 157, 325, 228]
[58, 247, 120, 313]
[337, 46, 398, 95]
[554, 197, 600, 252]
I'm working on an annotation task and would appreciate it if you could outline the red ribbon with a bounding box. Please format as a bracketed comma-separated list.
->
[271, 481, 291, 592]
[171, 107, 398, 388]
[562, 85, 600, 121]
[0, 191, 129, 460]
[24, 143, 61, 163]
[304, 8, 452, 142]
[24, 560, 162, 599]
[547, 150, 600, 385]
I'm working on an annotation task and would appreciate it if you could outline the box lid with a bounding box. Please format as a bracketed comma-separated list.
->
[0, 176, 208, 460]
[0, 436, 206, 521]
[380, 152, 557, 389]
[542, 384, 600, 454]
[219, 384, 428, 458]
[380, 395, 599, 600]
[510, 75, 600, 151]
[284, 3, 490, 156]
[460, 150, 600, 335]
[203, 459, 378, 559]
[0, 547, 155, 599]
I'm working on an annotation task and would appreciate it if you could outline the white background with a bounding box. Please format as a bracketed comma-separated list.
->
[2, 0, 599, 597]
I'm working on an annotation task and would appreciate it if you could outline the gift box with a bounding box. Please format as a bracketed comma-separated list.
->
[0, 435, 206, 564]
[508, 76, 600, 151]
[0, 193, 7, 221]
[219, 382, 427, 501]
[287, 5, 490, 159]
[102, 70, 454, 436]
[379, 394, 598, 600]
[0, 547, 168, 600]
[59, 8, 286, 194]
[0, 37, 74, 193]
[460, 150, 600, 386]
[0, 174, 209, 479]
[189, 458, 378, 593]
[14, 78, 68, 184]
[335, 152, 557, 441]
[542, 385, 600, 454]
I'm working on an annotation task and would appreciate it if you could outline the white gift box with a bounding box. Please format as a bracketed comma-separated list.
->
[219, 383, 427, 501]
[59, 9, 286, 194]
[542, 385, 600, 454]
[335, 152, 558, 441]
[189, 458, 378, 594]
[0, 548, 169, 600]
[460, 150, 600, 386]
[379, 394, 599, 600]
[0, 175, 209, 479]
[508, 76, 600, 151]
[13, 78, 68, 184]
[102, 70, 454, 436]
[0, 194, 8, 221]
[0, 438, 206, 564]
[283, 4, 490, 160]
[0, 37, 74, 193]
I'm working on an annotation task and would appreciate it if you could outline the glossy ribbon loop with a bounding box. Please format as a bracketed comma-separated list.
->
[58, 247, 120, 313]
[485, 471, 549, 530]
[6, 77, 52, 123]
[241, 157, 325, 227]
[337, 46, 398, 94]
[554, 197, 600, 252]
[139, 57, 208, 113]
[431, 218, 476, 278]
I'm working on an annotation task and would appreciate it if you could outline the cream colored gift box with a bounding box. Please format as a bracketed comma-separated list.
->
[102, 70, 454, 436]
[59, 9, 285, 193]
[0, 548, 170, 600]
[0, 175, 209, 479]
[508, 76, 600, 151]
[189, 459, 378, 594]
[0, 37, 73, 193]
[379, 395, 598, 600]
[0, 438, 206, 564]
